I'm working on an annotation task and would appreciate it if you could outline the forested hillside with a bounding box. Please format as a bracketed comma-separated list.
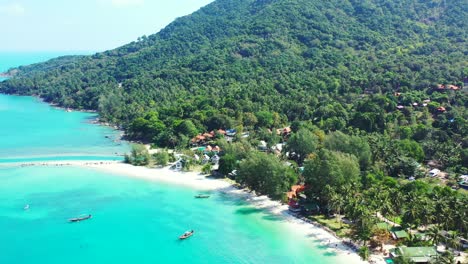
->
[1, 0, 467, 173]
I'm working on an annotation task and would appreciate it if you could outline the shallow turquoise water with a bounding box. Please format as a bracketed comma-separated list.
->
[0, 166, 338, 264]
[0, 54, 346, 263]
[0, 94, 128, 158]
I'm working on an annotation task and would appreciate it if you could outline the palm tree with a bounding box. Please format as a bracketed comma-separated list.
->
[331, 194, 345, 223]
[402, 195, 420, 230]
[432, 198, 446, 227]
[378, 189, 394, 220]
[452, 196, 467, 235]
[433, 250, 455, 264]
[357, 246, 370, 261]
[327, 189, 345, 227]
[390, 188, 405, 224]
[440, 205, 455, 232]
[419, 198, 435, 228]
[426, 225, 444, 245]
[445, 231, 460, 251]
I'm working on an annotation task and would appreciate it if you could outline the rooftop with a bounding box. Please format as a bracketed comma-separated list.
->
[394, 246, 437, 263]
[392, 230, 409, 239]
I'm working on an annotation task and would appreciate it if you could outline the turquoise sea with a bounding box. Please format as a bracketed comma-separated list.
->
[0, 53, 347, 263]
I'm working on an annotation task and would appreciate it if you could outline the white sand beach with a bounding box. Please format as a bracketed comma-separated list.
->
[3, 160, 380, 263]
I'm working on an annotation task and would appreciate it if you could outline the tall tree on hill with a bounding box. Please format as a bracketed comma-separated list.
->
[303, 149, 360, 205]
[324, 131, 372, 170]
[284, 128, 319, 164]
[237, 152, 297, 199]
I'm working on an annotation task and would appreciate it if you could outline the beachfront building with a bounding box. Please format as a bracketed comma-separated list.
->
[287, 185, 308, 213]
[428, 168, 440, 177]
[391, 230, 409, 240]
[390, 246, 438, 263]
[211, 154, 220, 165]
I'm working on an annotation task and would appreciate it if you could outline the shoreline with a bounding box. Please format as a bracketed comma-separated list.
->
[3, 160, 377, 263]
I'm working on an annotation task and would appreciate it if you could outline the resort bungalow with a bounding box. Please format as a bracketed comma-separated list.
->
[390, 246, 438, 263]
[191, 131, 220, 146]
[203, 132, 215, 140]
[211, 154, 220, 165]
[202, 154, 210, 164]
[226, 129, 237, 137]
[212, 146, 221, 153]
[459, 175, 468, 190]
[258, 141, 268, 152]
[437, 106, 446, 113]
[286, 185, 307, 213]
[191, 134, 206, 146]
[276, 127, 292, 138]
[391, 229, 409, 240]
[436, 84, 460, 91]
[428, 168, 440, 177]
[170, 159, 183, 171]
[271, 143, 284, 155]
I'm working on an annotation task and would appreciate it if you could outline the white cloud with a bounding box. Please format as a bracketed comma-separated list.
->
[0, 3, 25, 16]
[98, 0, 144, 8]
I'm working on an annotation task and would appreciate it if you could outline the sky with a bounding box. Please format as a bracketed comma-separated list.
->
[0, 0, 214, 52]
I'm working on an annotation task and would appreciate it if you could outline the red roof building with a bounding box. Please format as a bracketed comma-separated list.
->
[437, 106, 446, 112]
[287, 185, 306, 199]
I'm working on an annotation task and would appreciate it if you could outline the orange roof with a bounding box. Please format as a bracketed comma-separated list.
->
[191, 134, 206, 142]
[291, 185, 306, 193]
[203, 132, 214, 138]
[286, 191, 296, 199]
[276, 127, 292, 135]
[213, 146, 221, 152]
[437, 84, 445, 89]
[217, 129, 226, 135]
[206, 145, 213, 151]
[287, 185, 307, 199]
[437, 106, 446, 112]
[448, 85, 459, 90]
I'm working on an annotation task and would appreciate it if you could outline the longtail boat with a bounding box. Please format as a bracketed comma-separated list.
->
[69, 214, 92, 222]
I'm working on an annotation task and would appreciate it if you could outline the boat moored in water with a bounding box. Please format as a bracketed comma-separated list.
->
[69, 214, 92, 222]
[179, 230, 194, 239]
[194, 194, 210, 198]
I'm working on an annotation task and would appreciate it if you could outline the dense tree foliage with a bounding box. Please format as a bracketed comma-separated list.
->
[303, 149, 360, 204]
[124, 144, 151, 166]
[324, 131, 371, 170]
[284, 128, 319, 164]
[0, 0, 465, 255]
[237, 151, 297, 199]
[0, 0, 465, 175]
